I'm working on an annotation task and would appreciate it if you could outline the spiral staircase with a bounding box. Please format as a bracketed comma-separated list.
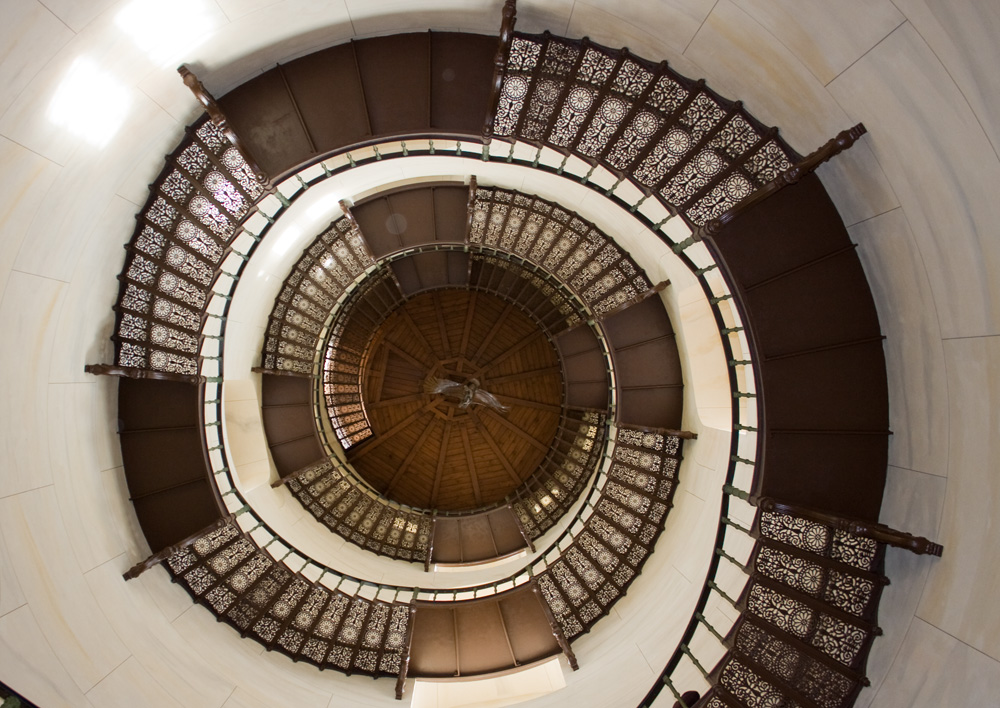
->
[78, 3, 945, 707]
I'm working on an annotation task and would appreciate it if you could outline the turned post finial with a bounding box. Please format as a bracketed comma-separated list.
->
[757, 497, 943, 557]
[693, 123, 867, 241]
[177, 65, 270, 187]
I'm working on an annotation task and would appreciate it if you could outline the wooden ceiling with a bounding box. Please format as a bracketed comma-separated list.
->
[348, 289, 563, 511]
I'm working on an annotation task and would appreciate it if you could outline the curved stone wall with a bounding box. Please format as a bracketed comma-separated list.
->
[0, 2, 986, 708]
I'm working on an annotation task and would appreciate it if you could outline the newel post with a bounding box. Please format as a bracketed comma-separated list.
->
[681, 123, 868, 247]
[122, 512, 239, 581]
[178, 65, 272, 191]
[756, 497, 944, 557]
[482, 0, 518, 148]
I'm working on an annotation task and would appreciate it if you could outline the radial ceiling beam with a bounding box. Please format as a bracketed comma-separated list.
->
[432, 291, 453, 357]
[483, 409, 550, 454]
[385, 341, 433, 373]
[472, 301, 515, 362]
[491, 394, 561, 413]
[471, 410, 521, 485]
[485, 365, 560, 386]
[385, 416, 439, 495]
[429, 422, 453, 507]
[473, 332, 542, 377]
[369, 392, 425, 409]
[457, 292, 478, 372]
[349, 402, 436, 460]
[461, 427, 483, 506]
[399, 308, 443, 363]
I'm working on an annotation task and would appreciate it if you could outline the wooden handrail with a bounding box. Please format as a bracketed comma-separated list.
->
[755, 496, 944, 557]
[85, 363, 206, 385]
[693, 123, 868, 241]
[270, 457, 330, 489]
[395, 601, 419, 700]
[482, 0, 518, 144]
[178, 65, 271, 188]
[531, 579, 579, 671]
[122, 513, 235, 580]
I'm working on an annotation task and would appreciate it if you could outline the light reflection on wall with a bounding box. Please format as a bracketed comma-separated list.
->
[46, 57, 131, 148]
[115, 0, 215, 66]
[269, 224, 303, 257]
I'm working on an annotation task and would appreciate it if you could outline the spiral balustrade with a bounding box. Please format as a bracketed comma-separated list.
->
[85, 2, 945, 705]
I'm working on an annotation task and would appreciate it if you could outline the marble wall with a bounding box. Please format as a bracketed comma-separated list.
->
[0, 0, 997, 706]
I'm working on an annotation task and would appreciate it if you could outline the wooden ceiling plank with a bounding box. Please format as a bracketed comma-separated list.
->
[472, 410, 522, 485]
[485, 365, 560, 386]
[385, 340, 433, 372]
[471, 301, 515, 362]
[399, 308, 443, 361]
[483, 409, 550, 454]
[432, 291, 453, 357]
[457, 291, 477, 373]
[491, 394, 562, 413]
[368, 343, 391, 404]
[461, 427, 483, 506]
[429, 420, 452, 507]
[473, 332, 544, 377]
[349, 402, 436, 459]
[385, 416, 439, 494]
[369, 392, 424, 409]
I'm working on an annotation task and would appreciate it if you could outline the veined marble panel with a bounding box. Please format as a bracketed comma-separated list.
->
[0, 523, 26, 618]
[170, 604, 333, 708]
[221, 321, 267, 381]
[735, 0, 903, 85]
[36, 0, 118, 33]
[814, 147, 899, 229]
[829, 23, 1000, 339]
[138, 565, 198, 625]
[13, 93, 176, 283]
[48, 196, 135, 384]
[0, 273, 64, 498]
[630, 568, 697, 669]
[225, 378, 260, 403]
[851, 207, 949, 476]
[0, 487, 130, 692]
[137, 70, 205, 127]
[85, 558, 236, 708]
[347, 0, 502, 37]
[684, 0, 898, 227]
[0, 136, 60, 299]
[675, 289, 732, 419]
[47, 383, 125, 572]
[0, 605, 95, 708]
[855, 465, 946, 708]
[0, 1, 74, 119]
[893, 0, 1000, 159]
[223, 688, 273, 708]
[113, 118, 186, 209]
[661, 489, 713, 586]
[917, 336, 1000, 661]
[868, 618, 1000, 708]
[532, 642, 654, 708]
[567, 0, 712, 70]
[86, 657, 184, 708]
[0, 7, 191, 166]
[102, 465, 153, 566]
[685, 430, 730, 503]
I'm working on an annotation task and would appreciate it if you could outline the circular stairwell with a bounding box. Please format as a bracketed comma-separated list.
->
[96, 11, 905, 708]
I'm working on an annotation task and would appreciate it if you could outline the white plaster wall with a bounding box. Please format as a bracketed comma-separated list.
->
[0, 0, 995, 706]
